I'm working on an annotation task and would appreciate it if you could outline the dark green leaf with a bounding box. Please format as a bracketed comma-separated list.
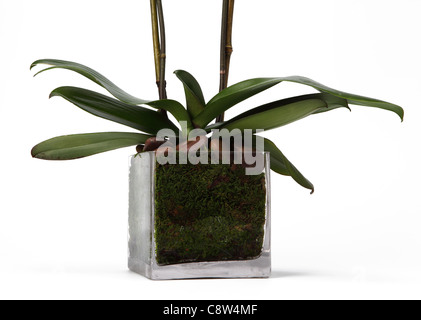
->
[174, 70, 206, 118]
[194, 76, 403, 128]
[145, 99, 193, 132]
[193, 78, 282, 128]
[221, 98, 327, 132]
[279, 76, 404, 121]
[261, 138, 314, 193]
[310, 93, 351, 115]
[50, 87, 178, 135]
[207, 94, 349, 132]
[31, 59, 148, 105]
[31, 132, 152, 160]
[241, 136, 314, 193]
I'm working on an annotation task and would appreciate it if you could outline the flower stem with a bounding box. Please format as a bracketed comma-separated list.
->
[149, 0, 168, 118]
[150, 0, 160, 83]
[156, 0, 168, 103]
[225, 0, 235, 88]
[216, 0, 235, 123]
[219, 0, 228, 95]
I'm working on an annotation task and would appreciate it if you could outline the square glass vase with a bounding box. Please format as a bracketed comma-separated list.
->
[128, 151, 271, 280]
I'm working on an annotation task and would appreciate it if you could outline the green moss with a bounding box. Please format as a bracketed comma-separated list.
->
[154, 159, 267, 266]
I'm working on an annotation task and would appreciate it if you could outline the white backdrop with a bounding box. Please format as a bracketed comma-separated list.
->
[0, 0, 420, 300]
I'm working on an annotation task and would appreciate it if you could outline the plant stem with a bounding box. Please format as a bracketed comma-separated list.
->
[225, 0, 235, 88]
[150, 0, 160, 84]
[156, 0, 168, 103]
[219, 0, 228, 95]
[216, 0, 235, 123]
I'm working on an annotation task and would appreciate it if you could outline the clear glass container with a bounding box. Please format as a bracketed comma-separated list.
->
[128, 151, 271, 280]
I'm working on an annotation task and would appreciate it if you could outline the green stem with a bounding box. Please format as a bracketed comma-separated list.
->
[219, 0, 228, 95]
[156, 0, 168, 102]
[150, 0, 160, 84]
[225, 0, 235, 88]
[216, 0, 235, 123]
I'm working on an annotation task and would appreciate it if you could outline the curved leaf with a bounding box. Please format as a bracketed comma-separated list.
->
[279, 76, 404, 121]
[241, 136, 314, 193]
[221, 98, 327, 132]
[258, 138, 314, 193]
[193, 78, 282, 128]
[311, 93, 351, 115]
[207, 93, 349, 132]
[31, 132, 152, 160]
[174, 70, 206, 118]
[50, 87, 178, 135]
[233, 93, 348, 119]
[194, 76, 404, 128]
[31, 59, 149, 105]
[145, 99, 193, 132]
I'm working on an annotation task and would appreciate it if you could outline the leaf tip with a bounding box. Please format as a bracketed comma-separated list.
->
[29, 61, 37, 71]
[173, 70, 182, 77]
[49, 88, 61, 99]
[30, 145, 40, 159]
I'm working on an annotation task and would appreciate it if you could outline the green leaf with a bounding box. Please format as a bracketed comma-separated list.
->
[174, 70, 206, 118]
[242, 136, 315, 192]
[193, 78, 282, 128]
[279, 76, 404, 121]
[194, 76, 404, 128]
[145, 99, 194, 132]
[207, 93, 349, 132]
[50, 87, 178, 135]
[31, 59, 148, 105]
[311, 93, 351, 115]
[221, 97, 327, 132]
[31, 132, 152, 160]
[259, 138, 314, 193]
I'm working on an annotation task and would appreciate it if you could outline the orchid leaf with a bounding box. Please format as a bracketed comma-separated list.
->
[194, 76, 403, 128]
[193, 78, 282, 128]
[280, 76, 403, 121]
[242, 136, 314, 193]
[260, 138, 314, 193]
[174, 70, 206, 118]
[31, 59, 149, 105]
[31, 132, 152, 160]
[50, 87, 178, 135]
[145, 99, 193, 131]
[221, 98, 327, 132]
[208, 93, 349, 132]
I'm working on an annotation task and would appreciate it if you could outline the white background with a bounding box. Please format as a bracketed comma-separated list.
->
[0, 0, 420, 300]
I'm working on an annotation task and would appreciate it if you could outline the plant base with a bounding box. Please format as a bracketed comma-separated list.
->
[128, 152, 271, 280]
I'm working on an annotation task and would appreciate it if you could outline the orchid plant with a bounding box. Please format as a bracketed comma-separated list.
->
[31, 0, 403, 193]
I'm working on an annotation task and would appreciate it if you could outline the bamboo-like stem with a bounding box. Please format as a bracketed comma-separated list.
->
[224, 0, 235, 88]
[156, 0, 168, 103]
[216, 0, 235, 123]
[150, 0, 160, 83]
[218, 0, 229, 94]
